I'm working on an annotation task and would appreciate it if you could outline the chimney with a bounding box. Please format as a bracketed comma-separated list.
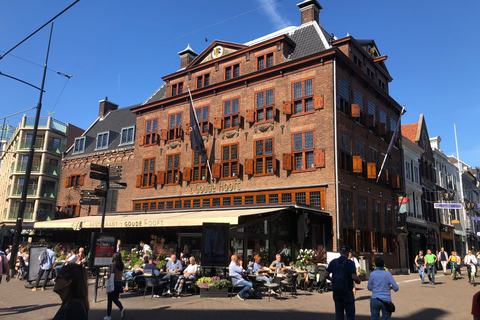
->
[297, 0, 322, 25]
[99, 97, 118, 118]
[430, 136, 442, 151]
[178, 44, 198, 69]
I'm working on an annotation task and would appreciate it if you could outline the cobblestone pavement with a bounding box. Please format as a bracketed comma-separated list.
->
[0, 268, 477, 320]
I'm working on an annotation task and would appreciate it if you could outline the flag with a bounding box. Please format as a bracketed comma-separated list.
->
[189, 98, 208, 161]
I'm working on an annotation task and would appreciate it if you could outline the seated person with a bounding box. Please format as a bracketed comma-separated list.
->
[247, 255, 255, 273]
[269, 254, 287, 273]
[55, 249, 76, 277]
[162, 254, 183, 294]
[304, 258, 316, 290]
[76, 247, 87, 266]
[229, 254, 252, 300]
[174, 256, 197, 297]
[133, 256, 150, 289]
[253, 255, 271, 284]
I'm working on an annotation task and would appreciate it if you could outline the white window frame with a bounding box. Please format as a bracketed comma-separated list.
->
[73, 137, 86, 154]
[119, 126, 135, 145]
[96, 131, 109, 150]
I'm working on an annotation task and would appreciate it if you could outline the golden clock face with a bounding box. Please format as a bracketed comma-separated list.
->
[212, 46, 224, 59]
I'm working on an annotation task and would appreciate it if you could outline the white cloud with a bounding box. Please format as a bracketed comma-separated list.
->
[258, 0, 292, 30]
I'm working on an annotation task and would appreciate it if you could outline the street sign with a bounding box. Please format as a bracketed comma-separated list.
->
[471, 216, 480, 221]
[434, 203, 463, 210]
[109, 174, 122, 181]
[90, 163, 108, 173]
[90, 171, 108, 181]
[80, 198, 103, 206]
[110, 182, 127, 190]
[80, 190, 96, 197]
[94, 188, 107, 198]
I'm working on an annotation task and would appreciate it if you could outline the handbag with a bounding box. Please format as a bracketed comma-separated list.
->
[376, 298, 395, 313]
[106, 265, 115, 294]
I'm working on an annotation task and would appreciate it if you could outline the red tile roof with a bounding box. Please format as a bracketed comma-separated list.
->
[402, 123, 418, 143]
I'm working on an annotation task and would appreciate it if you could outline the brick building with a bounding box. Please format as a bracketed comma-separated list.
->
[126, 0, 403, 267]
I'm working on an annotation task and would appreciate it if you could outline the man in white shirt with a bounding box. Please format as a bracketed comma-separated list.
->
[140, 241, 151, 254]
[438, 247, 449, 275]
[465, 250, 478, 284]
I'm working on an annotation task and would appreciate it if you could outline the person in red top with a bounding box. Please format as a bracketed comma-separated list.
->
[472, 291, 480, 320]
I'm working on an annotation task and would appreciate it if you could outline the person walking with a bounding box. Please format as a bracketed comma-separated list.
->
[425, 249, 437, 285]
[447, 251, 460, 279]
[104, 253, 126, 320]
[348, 251, 360, 298]
[465, 250, 478, 285]
[414, 250, 426, 284]
[32, 244, 55, 291]
[52, 263, 89, 320]
[368, 256, 399, 320]
[0, 250, 10, 284]
[438, 247, 449, 275]
[325, 246, 361, 320]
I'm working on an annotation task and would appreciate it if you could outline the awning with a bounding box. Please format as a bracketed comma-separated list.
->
[33, 207, 287, 230]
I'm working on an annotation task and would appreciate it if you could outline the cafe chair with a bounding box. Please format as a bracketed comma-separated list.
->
[143, 272, 166, 300]
[228, 274, 245, 300]
[264, 283, 280, 301]
[182, 273, 198, 296]
[280, 273, 298, 298]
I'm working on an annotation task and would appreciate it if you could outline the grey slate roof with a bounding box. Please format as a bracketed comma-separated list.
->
[143, 83, 166, 105]
[65, 105, 139, 158]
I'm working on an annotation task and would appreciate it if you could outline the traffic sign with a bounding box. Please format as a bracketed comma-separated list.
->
[79, 198, 103, 206]
[434, 203, 463, 210]
[94, 188, 107, 198]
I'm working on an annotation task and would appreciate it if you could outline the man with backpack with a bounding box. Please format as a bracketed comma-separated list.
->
[325, 246, 361, 320]
[32, 245, 55, 291]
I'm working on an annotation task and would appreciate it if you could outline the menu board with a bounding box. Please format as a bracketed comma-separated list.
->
[90, 232, 116, 267]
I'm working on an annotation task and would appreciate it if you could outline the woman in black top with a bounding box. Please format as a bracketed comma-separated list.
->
[52, 263, 89, 320]
[414, 250, 426, 284]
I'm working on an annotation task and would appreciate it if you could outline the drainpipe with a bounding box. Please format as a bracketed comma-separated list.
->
[333, 56, 340, 250]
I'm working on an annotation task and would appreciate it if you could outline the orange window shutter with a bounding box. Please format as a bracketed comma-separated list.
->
[246, 110, 255, 123]
[152, 133, 158, 144]
[366, 115, 375, 127]
[367, 163, 377, 179]
[314, 95, 324, 110]
[185, 124, 191, 135]
[65, 177, 70, 188]
[183, 167, 192, 182]
[136, 175, 142, 188]
[139, 136, 145, 146]
[351, 104, 360, 117]
[160, 130, 168, 141]
[282, 101, 292, 115]
[212, 163, 221, 178]
[352, 156, 363, 173]
[157, 171, 165, 185]
[177, 125, 183, 138]
[282, 153, 292, 171]
[314, 149, 326, 168]
[79, 175, 84, 186]
[272, 156, 277, 172]
[75, 206, 80, 217]
[245, 159, 254, 175]
[214, 117, 222, 129]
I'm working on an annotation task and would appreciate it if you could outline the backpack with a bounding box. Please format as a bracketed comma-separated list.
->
[39, 251, 47, 265]
[331, 259, 348, 293]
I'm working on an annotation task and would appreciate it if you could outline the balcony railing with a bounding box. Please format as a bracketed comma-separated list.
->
[16, 160, 41, 173]
[25, 117, 67, 135]
[5, 207, 34, 220]
[12, 184, 38, 196]
[18, 138, 44, 150]
[41, 187, 57, 199]
[47, 141, 66, 155]
[44, 163, 60, 176]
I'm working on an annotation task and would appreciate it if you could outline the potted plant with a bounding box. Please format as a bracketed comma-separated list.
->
[358, 269, 366, 281]
[196, 276, 231, 298]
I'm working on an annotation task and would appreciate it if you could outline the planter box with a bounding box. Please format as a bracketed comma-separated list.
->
[200, 288, 228, 298]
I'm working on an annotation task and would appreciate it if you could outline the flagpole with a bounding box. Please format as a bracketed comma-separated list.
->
[454, 123, 468, 254]
[376, 105, 406, 183]
[187, 88, 214, 181]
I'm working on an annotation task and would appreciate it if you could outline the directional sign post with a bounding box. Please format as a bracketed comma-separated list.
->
[80, 198, 103, 206]
[434, 203, 463, 210]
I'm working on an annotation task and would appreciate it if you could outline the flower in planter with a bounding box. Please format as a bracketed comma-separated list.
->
[196, 276, 230, 289]
[296, 249, 317, 268]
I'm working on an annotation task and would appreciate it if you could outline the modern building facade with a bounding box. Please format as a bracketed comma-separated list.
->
[0, 115, 82, 244]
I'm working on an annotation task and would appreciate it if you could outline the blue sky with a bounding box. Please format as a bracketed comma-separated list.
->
[1, 0, 479, 166]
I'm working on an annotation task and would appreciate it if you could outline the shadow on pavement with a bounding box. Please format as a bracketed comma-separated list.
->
[86, 306, 448, 320]
[0, 303, 59, 316]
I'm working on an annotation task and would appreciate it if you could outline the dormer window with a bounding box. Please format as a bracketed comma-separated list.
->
[257, 52, 274, 70]
[171, 82, 184, 96]
[120, 126, 135, 145]
[96, 131, 109, 149]
[73, 137, 85, 154]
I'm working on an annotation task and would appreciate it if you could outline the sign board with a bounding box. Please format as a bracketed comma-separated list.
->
[80, 190, 95, 197]
[434, 203, 463, 210]
[110, 183, 127, 190]
[108, 174, 122, 181]
[478, 203, 480, 209]
[90, 232, 116, 267]
[90, 163, 108, 173]
[471, 217, 480, 221]
[80, 198, 103, 206]
[326, 251, 341, 265]
[201, 223, 229, 267]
